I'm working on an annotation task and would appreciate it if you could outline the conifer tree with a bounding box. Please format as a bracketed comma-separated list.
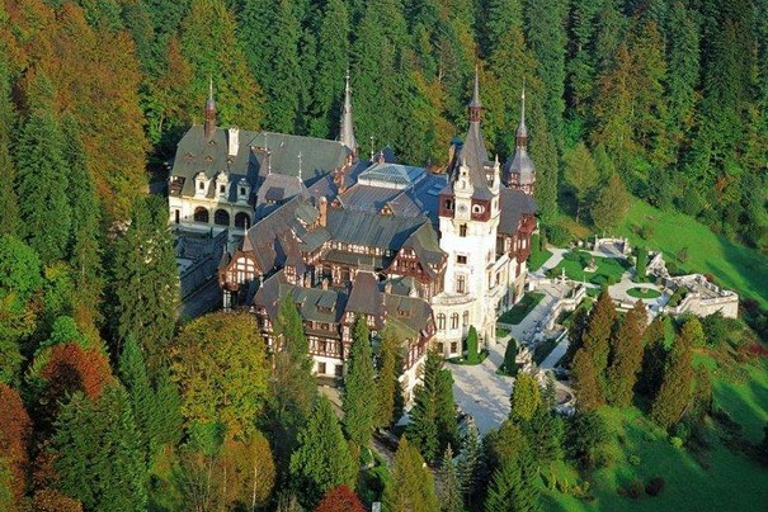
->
[406, 350, 457, 463]
[261, 0, 301, 133]
[0, 383, 31, 504]
[484, 444, 541, 512]
[289, 396, 357, 508]
[308, 0, 350, 139]
[650, 323, 695, 429]
[457, 421, 482, 505]
[606, 301, 647, 406]
[52, 385, 147, 512]
[153, 366, 183, 447]
[509, 373, 541, 424]
[570, 348, 603, 412]
[591, 173, 629, 233]
[0, 51, 20, 237]
[375, 327, 403, 428]
[483, 420, 529, 475]
[15, 73, 72, 265]
[119, 336, 161, 464]
[581, 290, 616, 389]
[383, 437, 439, 512]
[526, 377, 564, 464]
[481, 0, 523, 57]
[111, 195, 178, 367]
[638, 315, 669, 400]
[62, 115, 102, 311]
[466, 325, 480, 363]
[343, 315, 377, 451]
[437, 445, 463, 512]
[563, 142, 599, 222]
[635, 246, 648, 282]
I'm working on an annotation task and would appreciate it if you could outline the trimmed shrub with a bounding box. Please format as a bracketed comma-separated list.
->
[645, 477, 665, 497]
[465, 326, 479, 364]
[500, 337, 518, 376]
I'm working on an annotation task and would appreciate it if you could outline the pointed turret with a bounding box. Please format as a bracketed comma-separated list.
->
[503, 85, 536, 194]
[339, 70, 357, 153]
[204, 77, 216, 140]
[468, 66, 482, 123]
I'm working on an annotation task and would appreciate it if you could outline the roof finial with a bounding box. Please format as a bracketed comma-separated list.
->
[297, 152, 303, 181]
[469, 65, 482, 123]
[204, 76, 217, 139]
[516, 79, 528, 148]
[340, 69, 357, 153]
[370, 135, 375, 161]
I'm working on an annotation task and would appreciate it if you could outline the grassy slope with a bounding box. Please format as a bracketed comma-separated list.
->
[616, 198, 768, 308]
[542, 358, 768, 512]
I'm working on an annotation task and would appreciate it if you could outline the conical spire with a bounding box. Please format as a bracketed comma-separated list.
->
[515, 82, 528, 147]
[468, 65, 482, 123]
[204, 76, 217, 139]
[339, 69, 357, 153]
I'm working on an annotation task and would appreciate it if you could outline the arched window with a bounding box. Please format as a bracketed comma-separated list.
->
[193, 207, 209, 223]
[214, 209, 230, 226]
[463, 311, 469, 327]
[451, 313, 459, 329]
[437, 313, 446, 331]
[235, 212, 251, 229]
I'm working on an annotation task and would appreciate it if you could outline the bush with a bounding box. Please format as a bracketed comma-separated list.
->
[640, 224, 655, 240]
[628, 479, 645, 500]
[500, 337, 518, 376]
[645, 477, 665, 497]
[670, 436, 684, 449]
[547, 224, 570, 247]
[465, 326, 479, 364]
[628, 454, 641, 466]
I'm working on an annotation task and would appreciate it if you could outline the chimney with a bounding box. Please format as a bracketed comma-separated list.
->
[322, 278, 329, 290]
[228, 127, 240, 158]
[384, 281, 392, 294]
[318, 196, 328, 227]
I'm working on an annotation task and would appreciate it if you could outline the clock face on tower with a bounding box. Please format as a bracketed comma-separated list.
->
[458, 204, 467, 214]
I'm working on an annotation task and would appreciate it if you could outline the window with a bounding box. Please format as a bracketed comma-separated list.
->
[235, 212, 250, 229]
[451, 313, 459, 329]
[463, 311, 469, 327]
[436, 342, 444, 353]
[239, 187, 246, 196]
[219, 184, 226, 194]
[335, 364, 344, 378]
[193, 207, 209, 223]
[457, 255, 467, 264]
[437, 313, 446, 331]
[198, 181, 205, 190]
[319, 340, 327, 353]
[318, 362, 326, 375]
[214, 209, 230, 226]
[456, 275, 466, 294]
[174, 210, 180, 224]
[459, 224, 467, 237]
[450, 342, 458, 353]
[472, 204, 484, 214]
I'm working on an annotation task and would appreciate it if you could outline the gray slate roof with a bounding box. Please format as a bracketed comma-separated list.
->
[498, 187, 537, 235]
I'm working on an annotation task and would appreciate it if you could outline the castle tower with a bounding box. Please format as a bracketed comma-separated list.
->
[204, 78, 217, 140]
[339, 70, 357, 154]
[503, 86, 536, 195]
[435, 67, 502, 355]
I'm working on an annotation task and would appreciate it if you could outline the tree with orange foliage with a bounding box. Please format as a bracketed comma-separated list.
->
[314, 485, 367, 512]
[0, 383, 32, 505]
[31, 489, 83, 512]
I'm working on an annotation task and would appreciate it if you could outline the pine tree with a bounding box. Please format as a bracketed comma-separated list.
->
[484, 445, 541, 512]
[406, 350, 457, 463]
[509, 373, 541, 424]
[650, 324, 695, 429]
[457, 421, 482, 505]
[262, 0, 301, 132]
[375, 327, 403, 428]
[383, 437, 439, 512]
[0, 51, 20, 237]
[524, 0, 568, 146]
[570, 348, 603, 412]
[437, 445, 463, 512]
[563, 142, 599, 222]
[111, 195, 178, 368]
[289, 396, 357, 508]
[606, 301, 647, 406]
[52, 385, 147, 512]
[62, 115, 102, 313]
[307, 0, 350, 139]
[581, 290, 616, 388]
[15, 73, 72, 265]
[638, 315, 669, 400]
[590, 173, 629, 233]
[483, 420, 529, 475]
[526, 377, 564, 464]
[119, 336, 161, 464]
[566, 410, 608, 469]
[343, 315, 377, 451]
[665, 1, 700, 155]
[153, 365, 183, 447]
[181, 0, 262, 128]
[481, 0, 523, 57]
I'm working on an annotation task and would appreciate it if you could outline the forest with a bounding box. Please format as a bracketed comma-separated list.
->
[1, 0, 767, 512]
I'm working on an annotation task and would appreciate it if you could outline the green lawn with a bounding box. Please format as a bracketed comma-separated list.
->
[548, 251, 630, 288]
[530, 248, 554, 272]
[626, 287, 662, 299]
[618, 198, 768, 308]
[542, 357, 768, 512]
[499, 292, 546, 324]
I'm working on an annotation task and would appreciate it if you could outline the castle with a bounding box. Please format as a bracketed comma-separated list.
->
[167, 72, 537, 401]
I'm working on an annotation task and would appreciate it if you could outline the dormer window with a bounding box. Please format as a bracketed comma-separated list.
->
[219, 185, 226, 194]
[199, 182, 205, 190]
[472, 204, 484, 214]
[240, 187, 246, 196]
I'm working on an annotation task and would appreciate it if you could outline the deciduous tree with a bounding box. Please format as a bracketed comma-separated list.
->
[314, 485, 366, 512]
[0, 383, 31, 503]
